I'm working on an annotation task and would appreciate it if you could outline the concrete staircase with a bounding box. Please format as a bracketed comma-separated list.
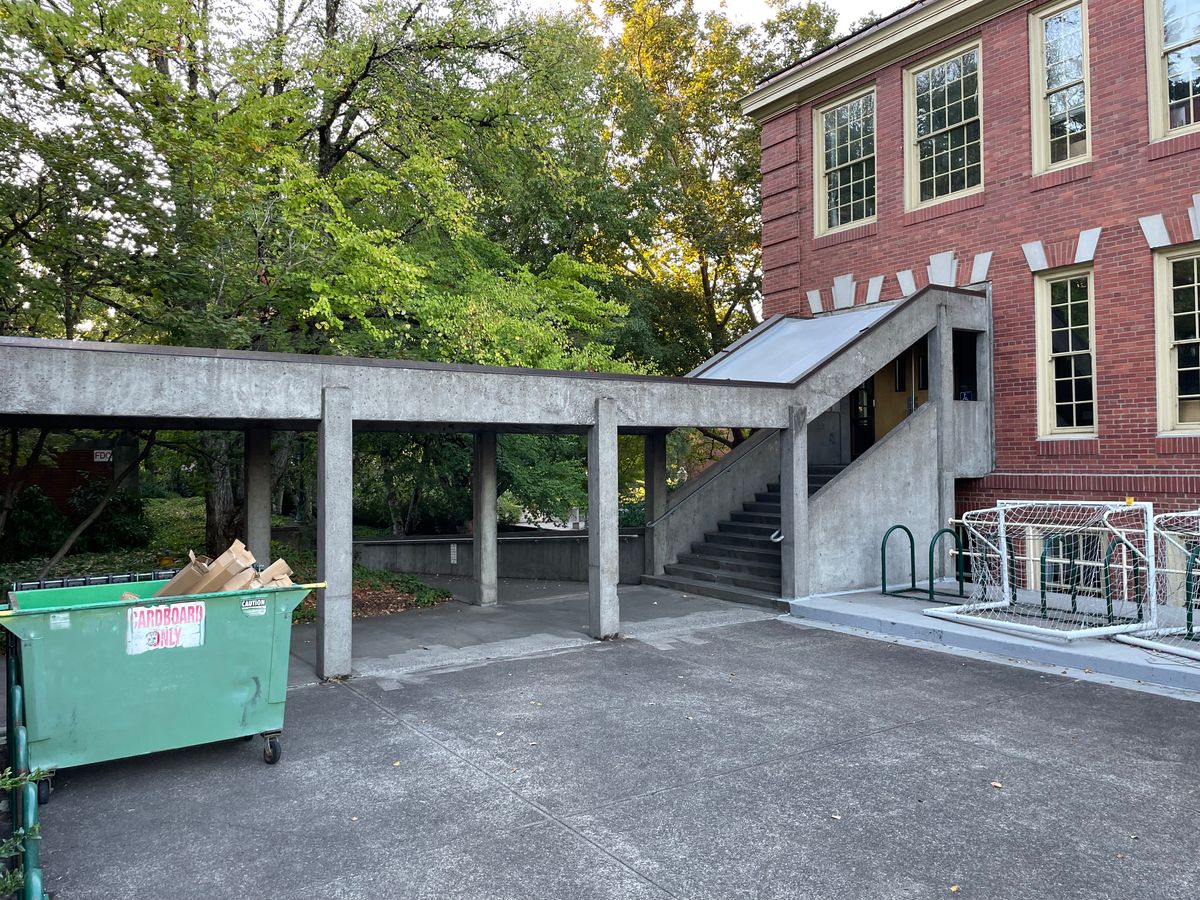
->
[642, 467, 845, 610]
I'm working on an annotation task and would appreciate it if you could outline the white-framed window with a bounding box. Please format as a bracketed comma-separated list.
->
[1030, 0, 1090, 172]
[1145, 0, 1200, 139]
[814, 89, 876, 235]
[1035, 267, 1096, 436]
[903, 42, 983, 210]
[1155, 245, 1200, 432]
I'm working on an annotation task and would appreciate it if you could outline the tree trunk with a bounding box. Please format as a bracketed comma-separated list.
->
[270, 432, 293, 515]
[0, 427, 50, 545]
[202, 432, 241, 553]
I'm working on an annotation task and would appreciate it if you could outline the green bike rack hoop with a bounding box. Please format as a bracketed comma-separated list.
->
[927, 527, 966, 603]
[881, 524, 917, 596]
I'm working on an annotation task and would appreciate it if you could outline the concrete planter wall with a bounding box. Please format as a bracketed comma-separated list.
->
[355, 530, 647, 584]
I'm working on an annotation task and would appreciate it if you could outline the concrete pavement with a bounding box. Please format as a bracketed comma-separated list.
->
[34, 584, 1200, 899]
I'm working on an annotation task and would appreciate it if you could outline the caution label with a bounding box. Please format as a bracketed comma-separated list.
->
[126, 601, 206, 655]
[240, 596, 267, 617]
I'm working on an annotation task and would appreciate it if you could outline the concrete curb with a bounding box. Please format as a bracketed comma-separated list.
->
[789, 591, 1200, 695]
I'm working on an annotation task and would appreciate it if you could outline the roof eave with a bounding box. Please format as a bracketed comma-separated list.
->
[741, 0, 1018, 121]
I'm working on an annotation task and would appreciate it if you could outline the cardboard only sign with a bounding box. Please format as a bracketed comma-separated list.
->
[126, 600, 206, 656]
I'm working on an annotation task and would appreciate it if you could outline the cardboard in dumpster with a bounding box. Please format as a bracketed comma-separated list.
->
[188, 539, 256, 594]
[154, 538, 298, 597]
[220, 567, 262, 593]
[257, 559, 293, 584]
[154, 550, 215, 597]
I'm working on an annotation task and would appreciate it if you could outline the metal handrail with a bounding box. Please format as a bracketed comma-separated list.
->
[643, 431, 775, 529]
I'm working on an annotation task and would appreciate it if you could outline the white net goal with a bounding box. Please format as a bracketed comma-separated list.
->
[926, 500, 1157, 640]
[1111, 510, 1200, 662]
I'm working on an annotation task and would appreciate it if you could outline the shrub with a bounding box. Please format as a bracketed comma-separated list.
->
[0, 487, 68, 563]
[68, 476, 152, 553]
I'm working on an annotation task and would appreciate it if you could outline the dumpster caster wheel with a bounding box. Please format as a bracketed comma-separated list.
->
[36, 778, 51, 806]
[263, 737, 282, 765]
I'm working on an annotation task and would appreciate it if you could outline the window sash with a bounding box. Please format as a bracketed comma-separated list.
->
[1170, 254, 1200, 424]
[1039, 271, 1096, 435]
[910, 47, 982, 205]
[1034, 2, 1089, 169]
[819, 92, 876, 231]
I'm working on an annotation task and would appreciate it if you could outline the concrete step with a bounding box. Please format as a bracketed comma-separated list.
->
[717, 520, 779, 536]
[766, 482, 780, 492]
[703, 530, 780, 549]
[808, 465, 847, 477]
[690, 541, 781, 564]
[755, 492, 782, 503]
[676, 553, 781, 579]
[743, 501, 781, 514]
[641, 574, 788, 611]
[788, 591, 1200, 695]
[730, 510, 781, 525]
[663, 564, 782, 593]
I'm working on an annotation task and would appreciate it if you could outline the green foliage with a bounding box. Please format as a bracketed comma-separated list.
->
[0, 767, 48, 896]
[68, 478, 152, 553]
[278, 542, 450, 623]
[145, 496, 206, 554]
[0, 486, 67, 563]
[0, 0, 843, 541]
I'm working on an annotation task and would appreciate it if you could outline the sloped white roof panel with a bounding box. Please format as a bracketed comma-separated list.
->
[693, 301, 900, 384]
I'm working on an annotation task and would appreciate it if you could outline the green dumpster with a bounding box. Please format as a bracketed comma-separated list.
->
[1, 578, 322, 784]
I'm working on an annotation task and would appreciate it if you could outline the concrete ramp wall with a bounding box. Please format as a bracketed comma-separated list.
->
[809, 403, 941, 594]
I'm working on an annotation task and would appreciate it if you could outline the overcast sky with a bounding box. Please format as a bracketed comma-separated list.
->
[522, 0, 886, 30]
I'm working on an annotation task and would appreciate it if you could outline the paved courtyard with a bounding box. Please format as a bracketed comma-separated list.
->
[36, 583, 1200, 899]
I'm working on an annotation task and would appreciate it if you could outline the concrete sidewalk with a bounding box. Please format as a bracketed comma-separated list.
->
[35, 584, 1200, 899]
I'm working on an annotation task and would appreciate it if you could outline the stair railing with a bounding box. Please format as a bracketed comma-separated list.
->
[643, 430, 777, 529]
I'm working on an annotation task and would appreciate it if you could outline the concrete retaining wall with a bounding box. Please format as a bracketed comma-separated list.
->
[355, 531, 646, 584]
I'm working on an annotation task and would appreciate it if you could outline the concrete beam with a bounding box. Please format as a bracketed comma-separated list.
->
[643, 431, 669, 576]
[588, 397, 620, 638]
[472, 431, 498, 606]
[780, 405, 810, 601]
[317, 386, 354, 679]
[243, 428, 273, 564]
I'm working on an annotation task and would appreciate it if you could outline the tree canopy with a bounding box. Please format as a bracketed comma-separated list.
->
[0, 0, 840, 546]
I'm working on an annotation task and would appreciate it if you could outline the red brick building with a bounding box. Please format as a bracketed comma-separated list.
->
[743, 0, 1200, 512]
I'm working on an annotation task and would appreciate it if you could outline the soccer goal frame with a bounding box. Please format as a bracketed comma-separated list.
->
[1113, 509, 1200, 662]
[924, 500, 1158, 641]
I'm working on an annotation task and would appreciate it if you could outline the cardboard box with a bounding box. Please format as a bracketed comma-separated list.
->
[154, 551, 215, 597]
[220, 567, 262, 593]
[188, 540, 256, 595]
[258, 559, 293, 584]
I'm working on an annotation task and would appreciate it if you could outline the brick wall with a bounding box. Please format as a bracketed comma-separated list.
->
[759, 0, 1200, 507]
[22, 451, 113, 510]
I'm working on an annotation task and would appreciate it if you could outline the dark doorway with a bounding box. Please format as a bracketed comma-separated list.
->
[849, 379, 875, 459]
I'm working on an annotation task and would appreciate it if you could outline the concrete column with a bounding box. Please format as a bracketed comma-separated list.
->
[472, 430, 498, 606]
[643, 431, 669, 576]
[779, 405, 810, 601]
[243, 428, 273, 564]
[317, 386, 354, 680]
[928, 303, 957, 576]
[588, 397, 619, 638]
